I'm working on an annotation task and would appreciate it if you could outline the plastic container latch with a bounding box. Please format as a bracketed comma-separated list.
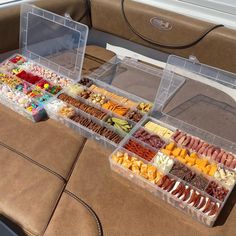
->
[64, 13, 73, 20]
[189, 55, 199, 64]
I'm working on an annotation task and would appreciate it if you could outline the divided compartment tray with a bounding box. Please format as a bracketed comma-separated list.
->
[109, 117, 235, 227]
[0, 54, 72, 121]
[109, 55, 236, 226]
[0, 3, 88, 122]
[45, 57, 174, 148]
[109, 105, 236, 227]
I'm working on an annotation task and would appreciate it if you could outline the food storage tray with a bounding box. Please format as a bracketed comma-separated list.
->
[45, 56, 184, 148]
[109, 55, 236, 226]
[0, 3, 88, 121]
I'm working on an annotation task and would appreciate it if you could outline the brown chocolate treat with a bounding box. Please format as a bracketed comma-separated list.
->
[80, 90, 92, 99]
[190, 175, 209, 191]
[133, 128, 165, 149]
[126, 110, 143, 122]
[205, 181, 229, 202]
[78, 77, 93, 87]
[169, 162, 191, 179]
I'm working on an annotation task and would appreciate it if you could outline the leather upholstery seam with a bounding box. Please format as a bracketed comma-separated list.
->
[41, 182, 66, 236]
[0, 139, 87, 235]
[65, 138, 87, 181]
[0, 140, 66, 182]
[42, 139, 87, 235]
[64, 190, 103, 236]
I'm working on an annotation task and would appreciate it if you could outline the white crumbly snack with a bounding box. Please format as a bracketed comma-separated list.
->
[153, 151, 174, 173]
[45, 100, 64, 113]
[214, 167, 236, 187]
[66, 84, 84, 97]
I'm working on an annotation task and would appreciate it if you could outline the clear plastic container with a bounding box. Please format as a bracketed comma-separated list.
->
[109, 55, 236, 226]
[0, 3, 88, 121]
[20, 4, 88, 80]
[0, 71, 47, 121]
[46, 57, 180, 148]
[109, 148, 222, 227]
[159, 55, 236, 144]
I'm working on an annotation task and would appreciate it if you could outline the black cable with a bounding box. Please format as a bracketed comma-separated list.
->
[121, 0, 224, 49]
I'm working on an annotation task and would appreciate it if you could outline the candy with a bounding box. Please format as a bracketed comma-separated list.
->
[9, 55, 26, 64]
[15, 82, 31, 93]
[0, 83, 40, 113]
[78, 78, 93, 87]
[36, 93, 52, 103]
[44, 83, 50, 89]
[88, 93, 107, 105]
[36, 80, 62, 95]
[45, 100, 65, 113]
[27, 88, 44, 99]
[137, 102, 152, 113]
[125, 110, 143, 122]
[0, 73, 22, 88]
[0, 60, 16, 71]
[16, 70, 42, 84]
[19, 62, 73, 87]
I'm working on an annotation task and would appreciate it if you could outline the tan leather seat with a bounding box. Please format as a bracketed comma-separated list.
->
[0, 106, 86, 179]
[0, 146, 64, 236]
[43, 192, 99, 236]
[0, 104, 84, 235]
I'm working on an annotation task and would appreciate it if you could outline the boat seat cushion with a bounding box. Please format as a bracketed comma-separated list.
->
[0, 146, 64, 236]
[43, 192, 99, 236]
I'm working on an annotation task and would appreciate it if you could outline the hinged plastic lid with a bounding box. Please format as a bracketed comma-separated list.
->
[20, 3, 88, 80]
[157, 55, 236, 144]
[87, 57, 184, 112]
